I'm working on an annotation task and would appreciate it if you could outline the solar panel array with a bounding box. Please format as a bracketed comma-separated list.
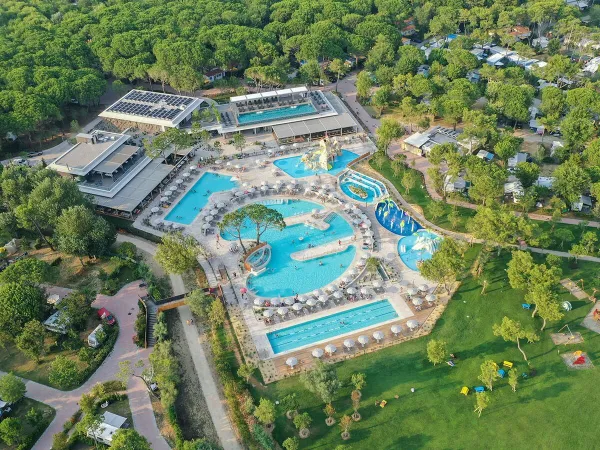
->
[106, 91, 195, 121]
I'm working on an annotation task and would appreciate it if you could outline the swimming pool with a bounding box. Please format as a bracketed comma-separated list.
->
[238, 104, 317, 125]
[375, 199, 423, 236]
[165, 172, 238, 225]
[221, 199, 356, 296]
[267, 300, 398, 354]
[274, 150, 358, 178]
[340, 172, 386, 203]
[398, 230, 441, 271]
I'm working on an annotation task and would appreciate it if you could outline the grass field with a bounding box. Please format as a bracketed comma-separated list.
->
[253, 251, 600, 449]
[0, 398, 55, 450]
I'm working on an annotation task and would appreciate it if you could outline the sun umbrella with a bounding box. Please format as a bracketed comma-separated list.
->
[271, 168, 278, 174]
[364, 238, 373, 244]
[343, 339, 355, 349]
[151, 207, 159, 213]
[189, 165, 197, 171]
[254, 298, 264, 306]
[271, 298, 282, 306]
[284, 297, 295, 306]
[304, 188, 312, 195]
[361, 222, 370, 229]
[217, 202, 225, 209]
[425, 294, 437, 303]
[235, 191, 244, 197]
[365, 230, 374, 236]
[342, 276, 351, 284]
[312, 348, 324, 358]
[280, 145, 287, 150]
[175, 179, 183, 184]
[293, 143, 299, 148]
[249, 187, 256, 193]
[353, 218, 361, 225]
[312, 289, 322, 297]
[306, 299, 317, 307]
[358, 335, 369, 347]
[412, 298, 424, 306]
[348, 268, 357, 276]
[286, 357, 298, 368]
[325, 344, 337, 355]
[261, 185, 269, 192]
[202, 223, 210, 230]
[210, 209, 219, 215]
[182, 172, 190, 178]
[360, 287, 370, 295]
[347, 287, 356, 295]
[298, 295, 307, 303]
[311, 182, 318, 188]
[344, 203, 352, 210]
[215, 160, 223, 165]
[277, 307, 289, 316]
[373, 331, 384, 342]
[333, 291, 343, 299]
[391, 324, 403, 335]
[292, 303, 303, 311]
[418, 284, 428, 292]
[287, 184, 295, 190]
[325, 285, 336, 293]
[169, 186, 178, 191]
[263, 309, 274, 318]
[235, 164, 241, 170]
[152, 219, 162, 226]
[373, 280, 382, 288]
[406, 287, 418, 296]
[164, 190, 173, 196]
[204, 215, 214, 222]
[318, 295, 328, 303]
[407, 319, 419, 330]
[160, 196, 169, 202]
[363, 219, 372, 226]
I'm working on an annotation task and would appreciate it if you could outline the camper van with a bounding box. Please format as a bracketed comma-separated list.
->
[88, 324, 105, 348]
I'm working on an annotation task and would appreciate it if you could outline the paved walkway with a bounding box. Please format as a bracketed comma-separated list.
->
[3, 281, 169, 450]
[116, 234, 241, 450]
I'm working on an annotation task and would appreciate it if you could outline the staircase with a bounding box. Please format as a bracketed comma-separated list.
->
[146, 301, 158, 347]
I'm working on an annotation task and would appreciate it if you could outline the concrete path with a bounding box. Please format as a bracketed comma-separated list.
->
[116, 234, 241, 450]
[3, 281, 169, 450]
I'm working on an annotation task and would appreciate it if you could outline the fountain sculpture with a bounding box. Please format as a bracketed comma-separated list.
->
[300, 137, 342, 172]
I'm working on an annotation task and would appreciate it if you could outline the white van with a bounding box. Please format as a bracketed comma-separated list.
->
[87, 324, 104, 348]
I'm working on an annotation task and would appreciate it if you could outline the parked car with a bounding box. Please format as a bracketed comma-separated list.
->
[11, 158, 27, 166]
[27, 151, 43, 157]
[97, 307, 116, 325]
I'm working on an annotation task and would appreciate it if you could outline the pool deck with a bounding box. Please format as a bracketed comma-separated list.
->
[132, 137, 449, 382]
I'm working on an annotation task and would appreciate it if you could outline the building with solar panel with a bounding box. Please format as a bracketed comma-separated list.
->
[99, 90, 207, 132]
[48, 130, 190, 218]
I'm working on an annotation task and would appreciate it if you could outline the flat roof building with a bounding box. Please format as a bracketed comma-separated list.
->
[99, 90, 207, 131]
[87, 412, 128, 445]
[403, 127, 469, 156]
[49, 130, 183, 217]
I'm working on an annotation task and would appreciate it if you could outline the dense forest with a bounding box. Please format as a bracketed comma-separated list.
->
[1, 0, 597, 147]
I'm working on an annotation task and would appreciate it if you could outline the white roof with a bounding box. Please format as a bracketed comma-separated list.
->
[89, 412, 127, 444]
[231, 86, 308, 103]
[486, 54, 506, 65]
[504, 180, 524, 196]
[404, 132, 430, 148]
[508, 152, 528, 168]
[43, 310, 69, 333]
[535, 176, 555, 188]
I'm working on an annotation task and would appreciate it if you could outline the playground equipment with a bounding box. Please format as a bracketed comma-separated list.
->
[300, 137, 342, 172]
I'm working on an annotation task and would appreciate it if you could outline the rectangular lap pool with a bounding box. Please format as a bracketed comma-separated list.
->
[165, 172, 238, 225]
[238, 103, 317, 125]
[267, 300, 398, 354]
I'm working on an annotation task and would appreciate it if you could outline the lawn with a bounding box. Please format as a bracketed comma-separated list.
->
[0, 398, 55, 450]
[103, 398, 132, 425]
[0, 314, 117, 389]
[253, 250, 600, 449]
[367, 157, 600, 252]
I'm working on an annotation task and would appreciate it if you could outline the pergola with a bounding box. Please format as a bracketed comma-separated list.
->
[272, 113, 358, 143]
[230, 87, 308, 106]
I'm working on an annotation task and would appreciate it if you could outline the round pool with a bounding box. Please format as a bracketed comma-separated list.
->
[397, 230, 441, 271]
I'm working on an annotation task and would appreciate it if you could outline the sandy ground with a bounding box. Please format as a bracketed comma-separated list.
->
[166, 309, 220, 443]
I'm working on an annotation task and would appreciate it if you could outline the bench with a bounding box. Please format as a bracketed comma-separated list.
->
[474, 386, 485, 393]
[503, 361, 513, 369]
[460, 386, 470, 396]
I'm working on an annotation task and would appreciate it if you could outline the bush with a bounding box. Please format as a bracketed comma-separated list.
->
[252, 424, 275, 450]
[133, 303, 146, 347]
[102, 380, 126, 393]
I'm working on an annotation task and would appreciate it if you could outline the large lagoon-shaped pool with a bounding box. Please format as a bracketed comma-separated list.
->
[398, 230, 441, 271]
[268, 299, 398, 354]
[166, 172, 238, 224]
[221, 199, 355, 297]
[274, 150, 358, 178]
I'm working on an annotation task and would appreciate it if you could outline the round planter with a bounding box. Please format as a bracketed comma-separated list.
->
[286, 410, 298, 420]
[341, 431, 351, 440]
[325, 417, 336, 427]
[352, 412, 361, 422]
[299, 428, 310, 439]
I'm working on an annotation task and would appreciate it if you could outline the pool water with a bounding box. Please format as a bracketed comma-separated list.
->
[221, 199, 355, 296]
[274, 150, 358, 178]
[238, 104, 317, 125]
[165, 172, 238, 224]
[267, 300, 398, 354]
[398, 230, 441, 271]
[375, 199, 423, 236]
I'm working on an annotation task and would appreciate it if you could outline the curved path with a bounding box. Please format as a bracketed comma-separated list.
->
[1, 282, 169, 450]
[116, 234, 242, 450]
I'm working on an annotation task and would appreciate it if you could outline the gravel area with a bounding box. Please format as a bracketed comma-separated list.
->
[166, 309, 220, 443]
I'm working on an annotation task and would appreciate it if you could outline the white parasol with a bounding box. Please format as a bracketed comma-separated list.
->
[263, 309, 274, 318]
[343, 339, 355, 349]
[204, 215, 214, 222]
[333, 291, 343, 299]
[346, 287, 356, 295]
[373, 280, 383, 288]
[312, 348, 324, 358]
[407, 319, 419, 330]
[418, 284, 429, 292]
[407, 287, 418, 296]
[254, 298, 265, 306]
[426, 294, 437, 303]
[391, 324, 403, 335]
[286, 357, 298, 368]
[298, 295, 307, 303]
[292, 303, 303, 311]
[358, 335, 369, 347]
[151, 207, 159, 213]
[373, 331, 384, 342]
[160, 197, 169, 202]
[169, 186, 178, 191]
[277, 307, 289, 316]
[306, 299, 317, 307]
[412, 298, 424, 306]
[325, 344, 337, 355]
[175, 179, 183, 184]
[284, 297, 295, 306]
[271, 298, 282, 306]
